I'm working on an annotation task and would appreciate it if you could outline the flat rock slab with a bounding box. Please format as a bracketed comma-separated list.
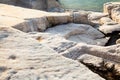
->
[0, 27, 105, 80]
[45, 23, 108, 46]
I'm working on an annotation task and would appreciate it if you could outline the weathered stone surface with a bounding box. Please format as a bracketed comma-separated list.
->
[99, 17, 117, 25]
[78, 54, 104, 67]
[104, 2, 120, 24]
[104, 2, 120, 15]
[31, 25, 120, 63]
[73, 11, 90, 24]
[78, 54, 120, 80]
[47, 13, 73, 26]
[38, 31, 120, 63]
[111, 7, 120, 23]
[0, 27, 105, 80]
[61, 43, 120, 63]
[47, 0, 63, 12]
[0, 0, 62, 11]
[99, 2, 120, 34]
[99, 24, 120, 34]
[1, 3, 120, 80]
[0, 4, 50, 32]
[0, 0, 16, 5]
[45, 23, 108, 46]
[0, 4, 99, 32]
[88, 12, 108, 21]
[88, 12, 109, 26]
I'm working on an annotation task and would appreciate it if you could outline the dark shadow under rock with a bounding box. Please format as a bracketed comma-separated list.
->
[105, 31, 120, 46]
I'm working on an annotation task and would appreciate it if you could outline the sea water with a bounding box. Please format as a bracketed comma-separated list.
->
[59, 0, 120, 11]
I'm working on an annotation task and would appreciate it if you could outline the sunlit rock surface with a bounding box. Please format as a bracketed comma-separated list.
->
[45, 23, 108, 46]
[0, 2, 120, 80]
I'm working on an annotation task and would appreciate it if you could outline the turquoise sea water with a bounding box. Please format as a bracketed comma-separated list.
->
[59, 0, 120, 11]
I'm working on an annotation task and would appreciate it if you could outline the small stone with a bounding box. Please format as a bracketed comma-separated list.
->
[0, 66, 7, 73]
[116, 39, 120, 44]
[8, 55, 16, 60]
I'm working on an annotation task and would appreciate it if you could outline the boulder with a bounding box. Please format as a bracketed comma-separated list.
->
[104, 2, 120, 23]
[111, 7, 120, 23]
[104, 2, 120, 15]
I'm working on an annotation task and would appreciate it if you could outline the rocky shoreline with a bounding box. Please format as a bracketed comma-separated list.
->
[0, 1, 120, 80]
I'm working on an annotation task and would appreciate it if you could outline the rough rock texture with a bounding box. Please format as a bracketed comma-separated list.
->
[100, 2, 120, 34]
[0, 3, 107, 80]
[104, 2, 120, 23]
[1, 3, 116, 33]
[104, 2, 120, 15]
[40, 34, 120, 62]
[0, 27, 105, 80]
[0, 4, 96, 32]
[0, 0, 62, 11]
[47, 0, 63, 12]
[0, 3, 120, 80]
[99, 24, 120, 34]
[99, 17, 117, 25]
[87, 12, 109, 27]
[111, 7, 120, 23]
[88, 12, 108, 20]
[78, 54, 120, 80]
[45, 23, 108, 46]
